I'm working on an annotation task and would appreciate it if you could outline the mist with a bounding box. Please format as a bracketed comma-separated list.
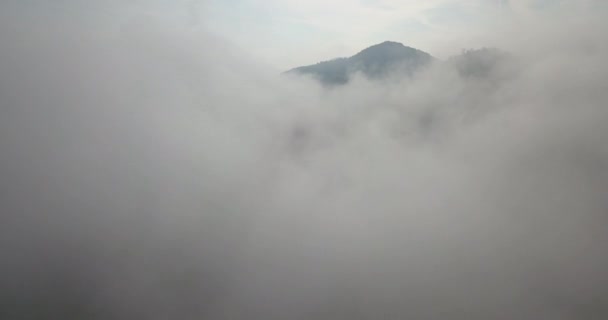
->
[1, 1, 608, 319]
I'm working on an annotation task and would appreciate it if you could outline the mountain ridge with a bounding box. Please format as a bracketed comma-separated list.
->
[286, 41, 435, 85]
[286, 42, 514, 86]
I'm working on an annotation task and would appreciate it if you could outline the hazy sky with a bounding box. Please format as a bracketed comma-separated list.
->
[203, 0, 500, 67]
[79, 0, 597, 69]
[8, 0, 600, 69]
[200, 0, 579, 68]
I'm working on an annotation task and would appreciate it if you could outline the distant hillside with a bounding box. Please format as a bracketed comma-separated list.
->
[286, 41, 435, 85]
[447, 48, 514, 79]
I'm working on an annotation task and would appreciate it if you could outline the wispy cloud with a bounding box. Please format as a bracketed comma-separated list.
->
[2, 1, 608, 319]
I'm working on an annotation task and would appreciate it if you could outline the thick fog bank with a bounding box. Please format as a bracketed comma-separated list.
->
[1, 2, 608, 319]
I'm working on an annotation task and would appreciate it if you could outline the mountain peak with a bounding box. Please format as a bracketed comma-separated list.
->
[353, 41, 420, 58]
[287, 41, 434, 85]
[377, 40, 405, 47]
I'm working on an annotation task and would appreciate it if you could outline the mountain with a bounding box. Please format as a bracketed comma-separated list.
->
[447, 48, 514, 79]
[285, 41, 435, 85]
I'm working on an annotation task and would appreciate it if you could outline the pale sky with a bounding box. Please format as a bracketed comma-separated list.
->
[13, 0, 598, 69]
[199, 0, 502, 68]
[198, 0, 570, 69]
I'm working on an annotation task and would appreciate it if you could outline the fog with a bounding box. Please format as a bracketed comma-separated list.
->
[1, 1, 608, 319]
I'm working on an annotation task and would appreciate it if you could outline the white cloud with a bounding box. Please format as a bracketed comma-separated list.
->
[2, 1, 608, 318]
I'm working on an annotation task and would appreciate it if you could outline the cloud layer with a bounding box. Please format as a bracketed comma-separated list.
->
[1, 1, 608, 319]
